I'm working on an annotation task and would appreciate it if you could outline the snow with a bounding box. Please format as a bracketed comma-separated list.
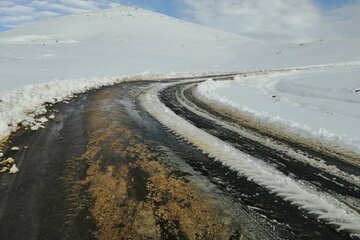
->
[177, 83, 360, 186]
[0, 4, 358, 235]
[197, 63, 360, 154]
[9, 164, 19, 174]
[10, 147, 20, 151]
[0, 71, 219, 141]
[0, 6, 255, 95]
[0, 35, 78, 45]
[0, 5, 359, 153]
[141, 81, 360, 237]
[0, 76, 121, 139]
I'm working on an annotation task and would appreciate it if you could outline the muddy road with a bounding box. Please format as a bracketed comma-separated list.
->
[0, 79, 359, 240]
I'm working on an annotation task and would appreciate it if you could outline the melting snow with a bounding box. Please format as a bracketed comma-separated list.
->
[141, 81, 360, 237]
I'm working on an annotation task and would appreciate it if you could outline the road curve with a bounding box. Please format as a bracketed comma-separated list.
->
[0, 78, 359, 240]
[149, 79, 360, 239]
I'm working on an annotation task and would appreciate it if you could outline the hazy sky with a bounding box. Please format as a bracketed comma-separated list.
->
[1, 0, 359, 42]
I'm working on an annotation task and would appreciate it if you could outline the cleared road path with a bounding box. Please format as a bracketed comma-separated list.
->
[0, 78, 359, 239]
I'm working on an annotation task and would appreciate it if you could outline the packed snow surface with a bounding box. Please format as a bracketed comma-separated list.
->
[197, 63, 360, 153]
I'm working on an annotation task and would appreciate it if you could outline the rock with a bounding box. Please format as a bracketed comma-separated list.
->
[9, 164, 19, 174]
[24, 146, 29, 149]
[48, 114, 55, 119]
[37, 117, 48, 123]
[0, 152, 3, 158]
[7, 158, 15, 164]
[0, 167, 9, 173]
[11, 146, 20, 151]
[31, 125, 39, 131]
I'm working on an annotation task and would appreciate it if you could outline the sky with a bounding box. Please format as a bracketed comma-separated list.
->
[0, 0, 359, 42]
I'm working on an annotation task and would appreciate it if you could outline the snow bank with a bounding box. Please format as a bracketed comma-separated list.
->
[0, 71, 226, 142]
[0, 76, 120, 141]
[196, 64, 360, 154]
[141, 82, 360, 238]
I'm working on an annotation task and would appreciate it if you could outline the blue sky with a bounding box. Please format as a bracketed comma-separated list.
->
[120, 0, 185, 18]
[316, 0, 354, 8]
[1, 0, 359, 41]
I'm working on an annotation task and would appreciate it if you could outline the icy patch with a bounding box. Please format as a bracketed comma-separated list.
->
[141, 82, 360, 237]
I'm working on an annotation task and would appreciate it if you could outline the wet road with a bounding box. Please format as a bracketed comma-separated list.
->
[0, 79, 359, 239]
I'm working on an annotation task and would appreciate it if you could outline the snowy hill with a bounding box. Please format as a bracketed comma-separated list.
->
[0, 6, 256, 94]
[1, 6, 360, 95]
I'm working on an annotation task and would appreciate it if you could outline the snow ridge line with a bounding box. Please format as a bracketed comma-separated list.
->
[141, 81, 360, 239]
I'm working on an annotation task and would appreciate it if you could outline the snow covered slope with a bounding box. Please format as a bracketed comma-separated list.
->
[1, 6, 359, 95]
[0, 6, 255, 95]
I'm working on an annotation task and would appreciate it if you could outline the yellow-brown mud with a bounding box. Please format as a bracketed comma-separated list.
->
[62, 89, 240, 240]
